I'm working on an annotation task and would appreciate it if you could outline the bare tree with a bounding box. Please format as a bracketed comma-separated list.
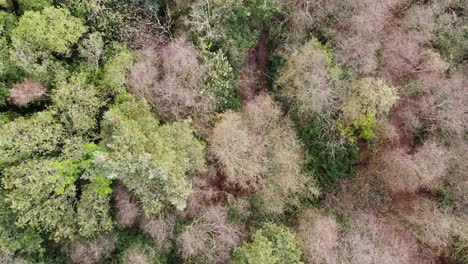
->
[8, 79, 46, 107]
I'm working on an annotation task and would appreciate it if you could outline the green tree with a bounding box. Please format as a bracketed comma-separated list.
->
[78, 32, 104, 67]
[17, 0, 52, 12]
[338, 78, 398, 142]
[231, 223, 303, 264]
[0, 111, 64, 168]
[0, 192, 44, 259]
[202, 48, 241, 111]
[2, 158, 78, 240]
[0, 0, 12, 8]
[51, 76, 103, 136]
[189, 0, 282, 68]
[76, 183, 113, 238]
[2, 144, 113, 241]
[10, 7, 87, 75]
[95, 98, 206, 215]
[101, 43, 135, 94]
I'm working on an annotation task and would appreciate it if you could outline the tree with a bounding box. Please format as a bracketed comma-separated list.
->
[231, 223, 303, 264]
[127, 38, 214, 120]
[188, 0, 283, 68]
[338, 78, 398, 142]
[210, 94, 317, 214]
[2, 158, 79, 240]
[1, 144, 113, 241]
[295, 209, 339, 264]
[10, 7, 87, 75]
[0, 110, 64, 168]
[101, 43, 135, 94]
[78, 32, 104, 67]
[178, 206, 243, 263]
[0, 192, 44, 260]
[8, 79, 46, 107]
[51, 77, 103, 136]
[76, 184, 113, 238]
[95, 98, 206, 215]
[70, 234, 115, 264]
[278, 38, 343, 118]
[17, 0, 52, 12]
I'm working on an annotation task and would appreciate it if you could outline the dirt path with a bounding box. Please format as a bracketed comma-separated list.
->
[239, 24, 269, 103]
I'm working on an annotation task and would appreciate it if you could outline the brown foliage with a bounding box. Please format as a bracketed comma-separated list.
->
[417, 74, 468, 138]
[374, 141, 449, 192]
[380, 32, 425, 83]
[209, 95, 317, 213]
[140, 214, 176, 249]
[113, 184, 140, 228]
[70, 234, 116, 264]
[399, 198, 467, 256]
[127, 37, 215, 120]
[295, 209, 340, 264]
[280, 0, 345, 46]
[178, 205, 244, 264]
[8, 79, 46, 107]
[340, 212, 425, 264]
[278, 39, 342, 117]
[335, 0, 406, 75]
[181, 168, 228, 218]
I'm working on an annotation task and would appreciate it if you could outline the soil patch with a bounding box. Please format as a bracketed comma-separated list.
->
[239, 24, 269, 103]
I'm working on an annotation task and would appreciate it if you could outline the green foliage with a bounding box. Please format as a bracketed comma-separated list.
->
[17, 0, 52, 12]
[1, 12, 23, 87]
[0, 0, 11, 8]
[2, 158, 78, 240]
[435, 25, 468, 63]
[451, 238, 468, 264]
[0, 111, 65, 168]
[76, 184, 113, 237]
[189, 0, 283, 68]
[231, 223, 303, 264]
[0, 84, 7, 107]
[78, 32, 104, 67]
[338, 112, 377, 142]
[278, 38, 343, 118]
[0, 111, 19, 124]
[12, 7, 86, 55]
[10, 7, 87, 76]
[101, 43, 135, 94]
[299, 119, 358, 189]
[70, 0, 126, 38]
[0, 11, 17, 37]
[0, 192, 44, 259]
[51, 76, 103, 136]
[1, 143, 112, 241]
[201, 48, 241, 111]
[338, 78, 398, 142]
[95, 98, 206, 215]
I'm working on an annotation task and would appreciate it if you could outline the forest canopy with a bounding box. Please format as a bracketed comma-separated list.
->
[0, 0, 466, 263]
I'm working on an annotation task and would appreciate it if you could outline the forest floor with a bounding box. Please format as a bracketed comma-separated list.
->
[239, 24, 269, 103]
